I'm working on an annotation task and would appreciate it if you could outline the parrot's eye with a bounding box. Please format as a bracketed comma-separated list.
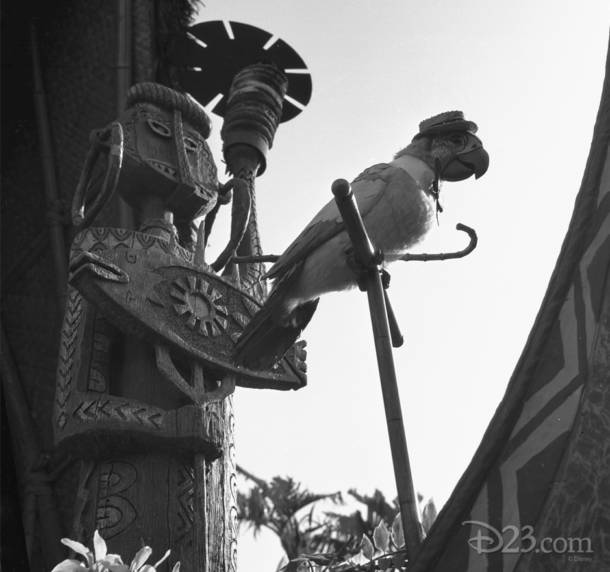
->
[147, 119, 172, 138]
[448, 134, 466, 147]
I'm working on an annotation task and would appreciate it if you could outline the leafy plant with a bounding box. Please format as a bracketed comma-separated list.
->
[237, 466, 438, 572]
[50, 530, 179, 572]
[237, 465, 343, 569]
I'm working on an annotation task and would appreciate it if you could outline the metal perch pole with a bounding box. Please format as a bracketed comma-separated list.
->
[331, 178, 423, 560]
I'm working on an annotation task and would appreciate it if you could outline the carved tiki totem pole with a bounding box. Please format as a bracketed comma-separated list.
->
[55, 70, 306, 570]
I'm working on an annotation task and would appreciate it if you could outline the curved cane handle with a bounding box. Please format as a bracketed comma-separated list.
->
[399, 223, 478, 262]
[72, 121, 124, 228]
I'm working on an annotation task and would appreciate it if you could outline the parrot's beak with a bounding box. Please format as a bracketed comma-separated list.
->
[459, 146, 489, 179]
[442, 134, 489, 182]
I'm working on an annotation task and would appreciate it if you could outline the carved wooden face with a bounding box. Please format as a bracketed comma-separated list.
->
[119, 103, 219, 222]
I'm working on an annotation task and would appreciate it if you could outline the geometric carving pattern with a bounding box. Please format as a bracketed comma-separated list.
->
[174, 463, 195, 542]
[72, 225, 196, 265]
[87, 315, 112, 392]
[54, 287, 223, 460]
[170, 275, 229, 337]
[96, 460, 138, 539]
[72, 398, 163, 429]
[55, 287, 84, 429]
[69, 226, 307, 390]
[227, 400, 238, 572]
[459, 173, 610, 572]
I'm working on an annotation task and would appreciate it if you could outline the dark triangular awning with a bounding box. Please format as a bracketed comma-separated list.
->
[409, 35, 610, 572]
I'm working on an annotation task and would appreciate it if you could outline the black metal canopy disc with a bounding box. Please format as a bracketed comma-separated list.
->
[172, 20, 312, 123]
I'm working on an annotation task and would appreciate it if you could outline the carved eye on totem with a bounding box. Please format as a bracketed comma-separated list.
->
[183, 136, 199, 153]
[147, 118, 172, 138]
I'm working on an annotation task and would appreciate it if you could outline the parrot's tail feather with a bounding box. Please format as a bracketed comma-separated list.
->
[235, 294, 319, 371]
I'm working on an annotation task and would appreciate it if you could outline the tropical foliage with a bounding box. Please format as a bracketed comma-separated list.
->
[50, 530, 179, 572]
[236, 465, 437, 571]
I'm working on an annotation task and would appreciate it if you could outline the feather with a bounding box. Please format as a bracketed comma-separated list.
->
[267, 163, 410, 282]
[235, 266, 319, 369]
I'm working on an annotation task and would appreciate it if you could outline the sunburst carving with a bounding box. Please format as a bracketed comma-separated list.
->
[170, 275, 228, 336]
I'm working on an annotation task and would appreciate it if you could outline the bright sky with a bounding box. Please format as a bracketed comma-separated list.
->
[195, 2, 609, 570]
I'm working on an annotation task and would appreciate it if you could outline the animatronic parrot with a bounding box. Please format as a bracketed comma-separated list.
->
[235, 110, 489, 369]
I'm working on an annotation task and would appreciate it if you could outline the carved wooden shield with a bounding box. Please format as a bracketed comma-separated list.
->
[69, 227, 307, 391]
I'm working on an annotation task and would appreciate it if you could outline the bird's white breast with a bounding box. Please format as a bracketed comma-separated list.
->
[389, 154, 435, 190]
[364, 163, 436, 261]
[285, 161, 436, 309]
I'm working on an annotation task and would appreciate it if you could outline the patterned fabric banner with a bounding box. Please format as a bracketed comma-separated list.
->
[410, 37, 610, 572]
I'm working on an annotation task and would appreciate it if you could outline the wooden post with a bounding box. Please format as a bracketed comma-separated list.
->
[55, 84, 228, 571]
[54, 75, 294, 571]
[30, 24, 67, 307]
[0, 325, 64, 567]
[116, 0, 134, 229]
[331, 178, 423, 559]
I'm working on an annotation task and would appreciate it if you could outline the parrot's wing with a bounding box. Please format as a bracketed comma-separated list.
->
[266, 163, 400, 280]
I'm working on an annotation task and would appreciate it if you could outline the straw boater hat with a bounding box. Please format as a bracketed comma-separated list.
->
[416, 110, 478, 138]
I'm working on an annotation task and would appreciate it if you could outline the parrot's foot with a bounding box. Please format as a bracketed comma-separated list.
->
[380, 268, 391, 289]
[345, 247, 387, 291]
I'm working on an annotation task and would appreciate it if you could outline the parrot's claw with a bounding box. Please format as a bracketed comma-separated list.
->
[345, 247, 387, 291]
[380, 268, 391, 290]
